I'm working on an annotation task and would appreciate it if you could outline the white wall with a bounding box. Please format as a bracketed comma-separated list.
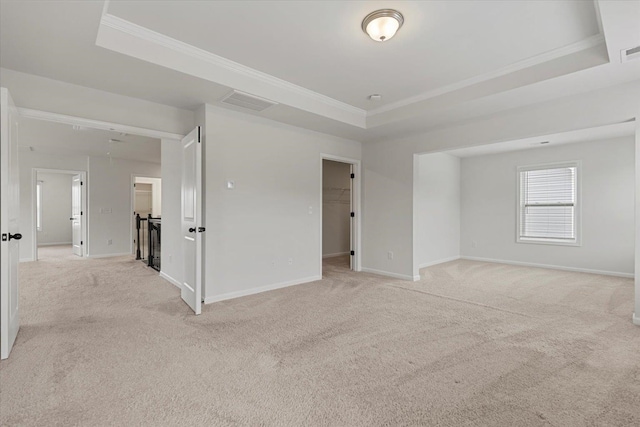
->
[460, 137, 635, 276]
[37, 172, 72, 245]
[88, 156, 160, 257]
[203, 105, 361, 302]
[17, 150, 161, 260]
[134, 176, 162, 216]
[322, 160, 351, 257]
[18, 151, 88, 261]
[363, 80, 640, 279]
[415, 153, 460, 269]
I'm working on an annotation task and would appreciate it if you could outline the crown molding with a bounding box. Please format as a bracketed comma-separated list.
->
[99, 13, 366, 127]
[367, 34, 606, 117]
[18, 108, 185, 140]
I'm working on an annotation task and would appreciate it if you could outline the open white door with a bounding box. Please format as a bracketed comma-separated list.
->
[181, 127, 202, 315]
[71, 174, 82, 257]
[1, 88, 21, 359]
[349, 164, 355, 271]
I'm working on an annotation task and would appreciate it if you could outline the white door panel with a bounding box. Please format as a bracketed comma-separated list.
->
[71, 174, 82, 257]
[1, 87, 21, 359]
[181, 127, 202, 315]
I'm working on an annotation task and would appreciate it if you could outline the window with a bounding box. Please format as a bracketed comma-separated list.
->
[36, 181, 43, 231]
[517, 162, 580, 245]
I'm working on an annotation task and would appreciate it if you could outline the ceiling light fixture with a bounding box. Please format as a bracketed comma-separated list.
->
[362, 9, 404, 42]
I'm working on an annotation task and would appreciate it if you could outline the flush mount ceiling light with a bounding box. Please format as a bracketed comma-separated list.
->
[362, 9, 404, 42]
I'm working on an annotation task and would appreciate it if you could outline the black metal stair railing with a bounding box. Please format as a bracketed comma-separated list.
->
[135, 213, 161, 271]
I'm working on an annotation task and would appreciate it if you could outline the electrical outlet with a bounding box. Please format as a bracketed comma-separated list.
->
[288, 258, 293, 265]
[107, 239, 112, 245]
[388, 251, 394, 260]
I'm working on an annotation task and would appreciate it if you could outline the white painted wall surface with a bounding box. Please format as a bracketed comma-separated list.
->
[363, 80, 640, 280]
[88, 156, 160, 257]
[37, 172, 72, 245]
[322, 160, 351, 257]
[203, 105, 361, 302]
[159, 138, 183, 286]
[18, 151, 88, 261]
[460, 137, 635, 276]
[415, 153, 460, 269]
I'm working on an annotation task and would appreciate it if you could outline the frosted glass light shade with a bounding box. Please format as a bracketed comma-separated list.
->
[362, 9, 404, 42]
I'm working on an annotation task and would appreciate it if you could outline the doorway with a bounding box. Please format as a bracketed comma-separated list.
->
[32, 169, 86, 261]
[131, 176, 162, 261]
[320, 155, 361, 274]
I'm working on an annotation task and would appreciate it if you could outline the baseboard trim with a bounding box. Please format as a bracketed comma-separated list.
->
[460, 256, 634, 278]
[633, 313, 640, 326]
[37, 242, 72, 247]
[361, 267, 416, 281]
[87, 252, 132, 259]
[322, 252, 349, 259]
[419, 256, 461, 270]
[204, 275, 322, 305]
[159, 271, 182, 290]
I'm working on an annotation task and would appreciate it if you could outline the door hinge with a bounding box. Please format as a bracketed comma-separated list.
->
[350, 173, 355, 179]
[81, 241, 83, 245]
[197, 126, 201, 143]
[81, 211, 83, 215]
[81, 181, 83, 186]
[350, 212, 355, 217]
[350, 250, 355, 256]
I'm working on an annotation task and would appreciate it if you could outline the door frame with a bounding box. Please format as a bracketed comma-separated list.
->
[320, 154, 361, 273]
[129, 174, 161, 255]
[31, 168, 87, 261]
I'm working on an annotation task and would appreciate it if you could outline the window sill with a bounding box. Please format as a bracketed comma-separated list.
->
[517, 237, 581, 247]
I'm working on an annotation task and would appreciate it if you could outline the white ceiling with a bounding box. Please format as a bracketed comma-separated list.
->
[1, 0, 639, 142]
[18, 117, 161, 164]
[106, 0, 601, 110]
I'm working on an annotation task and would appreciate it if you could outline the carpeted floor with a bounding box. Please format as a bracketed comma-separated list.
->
[1, 254, 639, 426]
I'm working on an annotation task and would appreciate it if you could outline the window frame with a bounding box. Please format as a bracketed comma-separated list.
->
[516, 161, 581, 247]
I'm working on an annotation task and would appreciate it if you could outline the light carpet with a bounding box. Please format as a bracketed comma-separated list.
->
[1, 254, 639, 426]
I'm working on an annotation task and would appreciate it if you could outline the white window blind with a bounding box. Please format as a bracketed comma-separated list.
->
[519, 165, 577, 242]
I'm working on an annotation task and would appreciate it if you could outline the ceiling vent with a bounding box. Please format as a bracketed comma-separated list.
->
[621, 45, 640, 62]
[220, 90, 278, 112]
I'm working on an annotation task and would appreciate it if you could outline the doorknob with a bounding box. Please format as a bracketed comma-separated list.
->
[188, 227, 196, 233]
[9, 233, 22, 241]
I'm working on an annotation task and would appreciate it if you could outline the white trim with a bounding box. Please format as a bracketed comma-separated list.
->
[98, 14, 366, 128]
[87, 252, 132, 259]
[37, 242, 72, 247]
[203, 275, 322, 304]
[159, 271, 182, 290]
[368, 34, 605, 116]
[322, 252, 349, 259]
[320, 154, 362, 274]
[19, 258, 35, 263]
[18, 108, 185, 140]
[418, 256, 461, 269]
[461, 256, 633, 279]
[361, 267, 418, 281]
[633, 313, 640, 326]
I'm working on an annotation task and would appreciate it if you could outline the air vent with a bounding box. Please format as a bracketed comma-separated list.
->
[621, 45, 640, 62]
[220, 90, 278, 112]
